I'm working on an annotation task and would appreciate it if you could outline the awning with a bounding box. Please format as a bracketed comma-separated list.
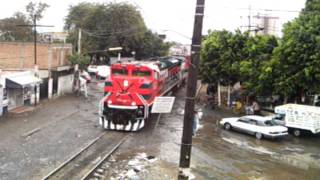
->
[6, 73, 42, 88]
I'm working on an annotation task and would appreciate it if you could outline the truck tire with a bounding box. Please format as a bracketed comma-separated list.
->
[255, 132, 263, 140]
[293, 129, 301, 137]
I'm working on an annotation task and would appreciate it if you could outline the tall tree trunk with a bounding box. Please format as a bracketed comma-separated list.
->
[218, 81, 221, 107]
[227, 84, 231, 107]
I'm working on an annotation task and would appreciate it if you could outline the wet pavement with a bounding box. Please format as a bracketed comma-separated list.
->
[0, 80, 105, 180]
[99, 86, 320, 180]
[0, 80, 319, 180]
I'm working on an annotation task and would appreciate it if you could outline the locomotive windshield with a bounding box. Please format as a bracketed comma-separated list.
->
[132, 70, 151, 77]
[112, 68, 128, 75]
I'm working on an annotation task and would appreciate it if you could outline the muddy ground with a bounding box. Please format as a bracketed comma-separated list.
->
[99, 85, 320, 180]
[0, 80, 319, 180]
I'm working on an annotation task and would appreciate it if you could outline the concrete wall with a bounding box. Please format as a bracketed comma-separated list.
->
[0, 42, 72, 70]
[7, 88, 23, 110]
[57, 74, 73, 96]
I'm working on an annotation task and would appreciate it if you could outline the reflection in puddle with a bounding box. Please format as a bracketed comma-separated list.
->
[222, 136, 320, 170]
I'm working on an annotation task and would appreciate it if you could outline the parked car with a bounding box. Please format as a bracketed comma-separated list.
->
[96, 65, 110, 79]
[220, 115, 288, 140]
[87, 65, 99, 75]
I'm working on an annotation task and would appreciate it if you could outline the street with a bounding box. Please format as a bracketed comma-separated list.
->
[0, 81, 319, 180]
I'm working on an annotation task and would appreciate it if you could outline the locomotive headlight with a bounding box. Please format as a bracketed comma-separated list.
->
[131, 102, 136, 106]
[108, 100, 112, 104]
[123, 80, 129, 87]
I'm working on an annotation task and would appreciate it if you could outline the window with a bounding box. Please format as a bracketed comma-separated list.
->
[133, 70, 151, 77]
[248, 120, 258, 125]
[112, 68, 128, 75]
[238, 118, 249, 123]
[264, 120, 276, 126]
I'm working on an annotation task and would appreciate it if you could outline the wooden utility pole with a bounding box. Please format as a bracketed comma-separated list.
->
[178, 0, 205, 179]
[18, 15, 53, 106]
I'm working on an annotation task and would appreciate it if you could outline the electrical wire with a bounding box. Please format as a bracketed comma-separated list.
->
[82, 27, 142, 36]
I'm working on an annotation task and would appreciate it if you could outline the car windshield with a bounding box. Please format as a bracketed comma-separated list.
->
[272, 114, 285, 121]
[263, 120, 277, 126]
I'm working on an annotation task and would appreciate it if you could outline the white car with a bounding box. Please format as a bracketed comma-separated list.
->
[87, 65, 99, 75]
[220, 115, 288, 139]
[96, 65, 110, 79]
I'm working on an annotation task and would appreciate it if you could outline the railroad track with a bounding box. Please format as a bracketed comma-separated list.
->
[42, 132, 129, 180]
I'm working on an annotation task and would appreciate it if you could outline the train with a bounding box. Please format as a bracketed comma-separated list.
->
[98, 56, 190, 131]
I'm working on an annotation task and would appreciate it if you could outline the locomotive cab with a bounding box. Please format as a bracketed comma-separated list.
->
[100, 62, 159, 131]
[99, 57, 188, 131]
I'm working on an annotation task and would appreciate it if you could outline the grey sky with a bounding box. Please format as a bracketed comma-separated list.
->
[1, 0, 306, 44]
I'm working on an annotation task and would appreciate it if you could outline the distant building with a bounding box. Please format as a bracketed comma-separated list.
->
[40, 32, 69, 43]
[0, 42, 74, 113]
[169, 44, 190, 56]
[254, 15, 279, 36]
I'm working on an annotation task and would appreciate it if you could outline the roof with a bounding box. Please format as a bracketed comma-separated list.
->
[275, 104, 320, 113]
[112, 61, 161, 72]
[5, 71, 42, 88]
[243, 115, 271, 122]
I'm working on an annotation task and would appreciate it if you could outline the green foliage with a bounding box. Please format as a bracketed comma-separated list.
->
[65, 2, 169, 58]
[0, 1, 49, 41]
[0, 12, 33, 41]
[135, 30, 170, 59]
[26, 2, 49, 20]
[239, 34, 278, 94]
[272, 0, 320, 98]
[200, 30, 241, 85]
[200, 30, 278, 95]
[68, 54, 90, 70]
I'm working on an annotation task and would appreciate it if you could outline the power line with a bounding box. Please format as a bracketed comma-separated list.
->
[82, 27, 142, 36]
[81, 29, 146, 39]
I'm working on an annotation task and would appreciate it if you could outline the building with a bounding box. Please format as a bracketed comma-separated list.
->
[0, 71, 41, 112]
[169, 44, 190, 56]
[0, 42, 72, 70]
[0, 42, 74, 114]
[40, 32, 69, 43]
[254, 14, 279, 36]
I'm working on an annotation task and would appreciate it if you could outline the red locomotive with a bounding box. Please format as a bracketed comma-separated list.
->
[99, 56, 189, 131]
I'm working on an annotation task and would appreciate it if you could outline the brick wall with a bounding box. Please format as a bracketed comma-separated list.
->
[0, 42, 73, 70]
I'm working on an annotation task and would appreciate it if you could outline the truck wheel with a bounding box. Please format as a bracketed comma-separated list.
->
[255, 132, 263, 140]
[224, 123, 231, 130]
[293, 129, 301, 137]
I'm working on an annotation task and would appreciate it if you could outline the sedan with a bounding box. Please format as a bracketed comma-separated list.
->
[96, 65, 110, 79]
[220, 115, 288, 140]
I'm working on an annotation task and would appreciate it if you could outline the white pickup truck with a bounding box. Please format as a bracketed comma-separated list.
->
[274, 104, 320, 137]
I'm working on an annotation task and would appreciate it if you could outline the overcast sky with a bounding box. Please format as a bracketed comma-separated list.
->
[1, 0, 306, 44]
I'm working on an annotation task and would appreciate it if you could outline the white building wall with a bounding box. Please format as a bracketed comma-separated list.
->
[57, 74, 74, 96]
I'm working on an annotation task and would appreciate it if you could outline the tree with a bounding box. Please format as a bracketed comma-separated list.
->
[200, 30, 278, 103]
[68, 54, 90, 70]
[65, 2, 169, 59]
[272, 0, 320, 101]
[26, 2, 49, 20]
[0, 12, 32, 41]
[239, 34, 278, 95]
[200, 30, 247, 86]
[0, 1, 49, 42]
[134, 30, 170, 59]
